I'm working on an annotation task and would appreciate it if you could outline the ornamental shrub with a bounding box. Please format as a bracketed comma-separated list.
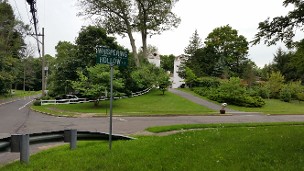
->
[196, 77, 221, 88]
[33, 100, 41, 106]
[280, 86, 292, 102]
[206, 77, 265, 107]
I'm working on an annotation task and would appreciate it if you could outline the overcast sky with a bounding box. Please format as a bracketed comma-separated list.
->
[8, 0, 302, 67]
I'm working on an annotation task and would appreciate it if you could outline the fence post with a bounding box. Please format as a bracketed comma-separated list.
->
[64, 129, 77, 150]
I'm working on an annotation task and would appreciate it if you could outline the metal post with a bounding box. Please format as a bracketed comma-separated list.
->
[64, 129, 77, 150]
[11, 134, 21, 152]
[109, 65, 114, 150]
[20, 134, 30, 164]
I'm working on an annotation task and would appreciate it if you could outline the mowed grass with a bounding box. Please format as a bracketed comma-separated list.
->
[179, 88, 304, 114]
[0, 90, 40, 100]
[32, 89, 214, 116]
[2, 124, 304, 171]
[229, 99, 304, 114]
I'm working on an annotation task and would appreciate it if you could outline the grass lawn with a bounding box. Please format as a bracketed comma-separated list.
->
[32, 89, 215, 116]
[179, 88, 304, 114]
[0, 90, 40, 100]
[2, 123, 304, 170]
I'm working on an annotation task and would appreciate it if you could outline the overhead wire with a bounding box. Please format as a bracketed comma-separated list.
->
[26, 0, 42, 58]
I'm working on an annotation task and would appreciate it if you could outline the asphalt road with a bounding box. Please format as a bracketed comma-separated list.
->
[1, 95, 304, 165]
[2, 95, 304, 137]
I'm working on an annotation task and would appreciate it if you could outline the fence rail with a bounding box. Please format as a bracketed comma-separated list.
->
[40, 87, 152, 105]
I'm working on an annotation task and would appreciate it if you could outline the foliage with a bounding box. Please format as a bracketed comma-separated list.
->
[291, 39, 304, 82]
[49, 26, 125, 96]
[280, 85, 292, 102]
[252, 0, 304, 47]
[188, 46, 220, 77]
[0, 1, 26, 95]
[184, 25, 250, 78]
[297, 92, 304, 101]
[184, 67, 197, 87]
[194, 77, 265, 107]
[48, 41, 78, 95]
[33, 100, 41, 106]
[204, 25, 249, 77]
[78, 0, 180, 66]
[72, 64, 124, 106]
[75, 26, 119, 67]
[267, 71, 285, 98]
[253, 83, 271, 99]
[157, 70, 171, 95]
[287, 81, 304, 100]
[184, 29, 203, 57]
[160, 54, 175, 73]
[195, 77, 221, 88]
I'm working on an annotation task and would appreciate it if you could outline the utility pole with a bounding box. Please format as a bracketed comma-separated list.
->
[41, 28, 46, 97]
[27, 28, 45, 96]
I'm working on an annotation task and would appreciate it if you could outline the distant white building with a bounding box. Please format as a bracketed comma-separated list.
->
[147, 51, 185, 88]
[147, 52, 160, 67]
[172, 55, 186, 88]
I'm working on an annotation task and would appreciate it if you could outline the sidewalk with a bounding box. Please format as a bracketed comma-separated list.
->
[169, 88, 241, 113]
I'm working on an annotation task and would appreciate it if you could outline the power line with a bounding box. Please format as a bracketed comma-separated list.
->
[26, 0, 41, 57]
[24, 0, 32, 25]
[12, 0, 23, 22]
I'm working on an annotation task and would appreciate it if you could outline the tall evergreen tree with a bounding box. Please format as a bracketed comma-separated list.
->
[0, 1, 25, 94]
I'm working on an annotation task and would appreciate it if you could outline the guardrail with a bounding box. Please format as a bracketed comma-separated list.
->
[0, 130, 134, 164]
[40, 87, 152, 105]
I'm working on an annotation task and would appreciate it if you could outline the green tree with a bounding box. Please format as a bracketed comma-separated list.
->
[272, 48, 297, 81]
[184, 67, 197, 88]
[49, 41, 78, 95]
[252, 0, 304, 47]
[184, 29, 203, 57]
[291, 39, 304, 82]
[160, 54, 175, 73]
[76, 26, 119, 68]
[268, 71, 285, 98]
[189, 46, 219, 77]
[78, 0, 180, 66]
[204, 25, 249, 77]
[136, 0, 180, 58]
[0, 1, 26, 94]
[157, 70, 171, 95]
[72, 64, 124, 106]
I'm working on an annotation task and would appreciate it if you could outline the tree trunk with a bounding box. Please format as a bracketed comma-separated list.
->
[141, 29, 148, 60]
[126, 28, 140, 67]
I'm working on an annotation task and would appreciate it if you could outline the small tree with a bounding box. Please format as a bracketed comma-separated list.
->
[267, 71, 285, 99]
[72, 65, 124, 106]
[157, 69, 171, 95]
[184, 67, 197, 88]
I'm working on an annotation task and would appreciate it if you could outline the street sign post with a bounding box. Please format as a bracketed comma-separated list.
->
[96, 46, 128, 150]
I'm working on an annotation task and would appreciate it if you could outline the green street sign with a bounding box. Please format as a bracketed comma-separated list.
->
[96, 46, 128, 66]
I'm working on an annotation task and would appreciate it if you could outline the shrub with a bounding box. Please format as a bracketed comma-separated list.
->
[288, 81, 304, 100]
[256, 84, 271, 99]
[196, 77, 220, 88]
[280, 86, 292, 102]
[206, 77, 265, 107]
[33, 100, 41, 106]
[193, 87, 210, 97]
[297, 92, 304, 101]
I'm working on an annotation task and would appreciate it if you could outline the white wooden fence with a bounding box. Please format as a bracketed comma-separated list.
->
[40, 87, 152, 105]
